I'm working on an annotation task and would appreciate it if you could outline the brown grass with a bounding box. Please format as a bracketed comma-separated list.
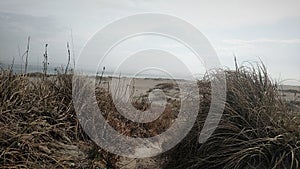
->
[163, 64, 300, 169]
[0, 63, 299, 168]
[0, 69, 117, 168]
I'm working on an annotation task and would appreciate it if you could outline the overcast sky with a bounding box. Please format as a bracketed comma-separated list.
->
[0, 0, 299, 84]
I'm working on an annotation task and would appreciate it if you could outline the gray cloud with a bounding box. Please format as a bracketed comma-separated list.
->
[0, 11, 70, 65]
[0, 0, 299, 83]
[0, 11, 62, 37]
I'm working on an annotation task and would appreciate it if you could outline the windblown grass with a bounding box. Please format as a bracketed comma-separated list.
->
[163, 64, 300, 169]
[0, 63, 299, 168]
[0, 69, 118, 168]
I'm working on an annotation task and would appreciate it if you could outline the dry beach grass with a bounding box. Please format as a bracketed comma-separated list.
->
[163, 65, 300, 169]
[0, 64, 299, 168]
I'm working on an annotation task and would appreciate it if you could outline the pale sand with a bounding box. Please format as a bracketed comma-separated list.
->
[99, 76, 182, 95]
[278, 85, 300, 101]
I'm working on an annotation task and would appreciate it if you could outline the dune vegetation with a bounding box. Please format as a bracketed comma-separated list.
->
[0, 63, 299, 168]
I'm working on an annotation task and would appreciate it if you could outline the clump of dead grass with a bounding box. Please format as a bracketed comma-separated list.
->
[0, 69, 118, 168]
[163, 64, 300, 169]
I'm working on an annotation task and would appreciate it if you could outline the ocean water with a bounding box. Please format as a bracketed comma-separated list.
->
[0, 63, 203, 80]
[1, 63, 61, 75]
